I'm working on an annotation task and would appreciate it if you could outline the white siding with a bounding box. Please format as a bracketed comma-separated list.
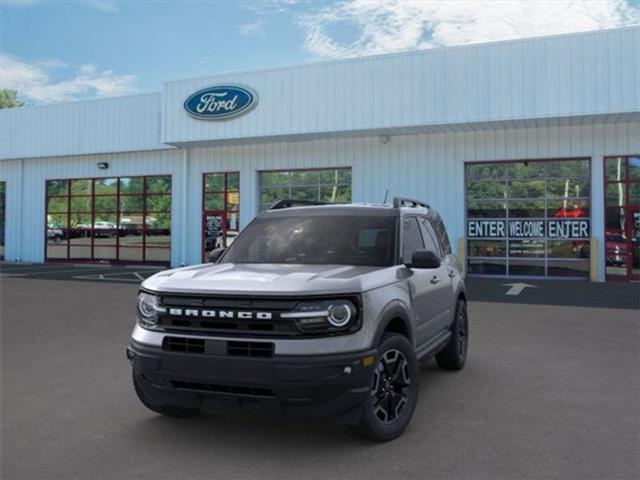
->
[0, 93, 170, 161]
[163, 28, 640, 145]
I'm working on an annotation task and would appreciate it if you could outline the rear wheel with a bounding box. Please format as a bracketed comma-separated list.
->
[351, 333, 419, 441]
[132, 372, 200, 418]
[435, 299, 468, 371]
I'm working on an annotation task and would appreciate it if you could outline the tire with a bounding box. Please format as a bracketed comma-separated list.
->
[132, 372, 200, 418]
[350, 333, 420, 442]
[435, 299, 469, 371]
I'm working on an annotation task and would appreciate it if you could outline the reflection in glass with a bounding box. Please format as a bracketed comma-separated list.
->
[465, 159, 592, 277]
[145, 176, 171, 194]
[508, 200, 545, 218]
[145, 248, 170, 263]
[259, 168, 351, 211]
[547, 260, 589, 277]
[94, 178, 118, 195]
[508, 240, 545, 257]
[508, 180, 545, 198]
[119, 247, 143, 261]
[466, 182, 505, 200]
[47, 197, 68, 213]
[605, 157, 626, 181]
[204, 173, 224, 192]
[47, 180, 68, 196]
[548, 240, 590, 258]
[546, 179, 590, 198]
[146, 194, 171, 212]
[94, 196, 117, 212]
[606, 183, 626, 206]
[630, 157, 640, 180]
[509, 259, 545, 276]
[45, 176, 171, 264]
[120, 177, 144, 194]
[70, 197, 92, 213]
[468, 240, 506, 257]
[467, 200, 506, 218]
[466, 164, 506, 181]
[467, 259, 506, 275]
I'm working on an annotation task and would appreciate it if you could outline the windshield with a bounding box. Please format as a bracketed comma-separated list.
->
[223, 214, 396, 266]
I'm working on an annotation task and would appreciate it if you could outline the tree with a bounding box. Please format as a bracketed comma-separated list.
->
[0, 90, 24, 109]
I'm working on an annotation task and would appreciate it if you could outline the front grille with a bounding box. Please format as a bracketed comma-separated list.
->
[227, 341, 274, 358]
[171, 380, 275, 398]
[163, 337, 205, 353]
[157, 295, 302, 337]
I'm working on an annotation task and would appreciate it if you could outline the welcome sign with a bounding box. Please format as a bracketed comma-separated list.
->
[467, 219, 590, 239]
[184, 85, 258, 120]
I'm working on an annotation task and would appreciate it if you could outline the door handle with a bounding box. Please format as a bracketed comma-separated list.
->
[430, 275, 441, 284]
[448, 269, 456, 278]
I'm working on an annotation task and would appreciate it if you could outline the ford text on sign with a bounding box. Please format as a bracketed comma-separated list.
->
[184, 85, 258, 120]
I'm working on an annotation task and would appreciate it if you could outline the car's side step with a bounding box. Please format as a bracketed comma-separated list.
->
[415, 330, 451, 361]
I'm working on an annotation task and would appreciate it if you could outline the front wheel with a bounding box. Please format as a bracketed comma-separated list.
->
[435, 299, 469, 371]
[350, 333, 419, 442]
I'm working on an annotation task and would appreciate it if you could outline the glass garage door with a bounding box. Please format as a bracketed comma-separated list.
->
[0, 181, 5, 260]
[46, 176, 171, 265]
[465, 159, 591, 278]
[604, 156, 640, 281]
[258, 168, 352, 211]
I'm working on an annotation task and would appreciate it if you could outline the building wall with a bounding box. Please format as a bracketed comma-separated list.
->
[4, 121, 637, 281]
[0, 93, 171, 161]
[162, 27, 640, 145]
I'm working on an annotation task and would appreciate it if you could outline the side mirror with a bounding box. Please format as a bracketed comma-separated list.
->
[208, 248, 226, 263]
[406, 250, 441, 269]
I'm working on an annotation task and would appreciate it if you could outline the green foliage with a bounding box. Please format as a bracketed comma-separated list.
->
[0, 90, 24, 109]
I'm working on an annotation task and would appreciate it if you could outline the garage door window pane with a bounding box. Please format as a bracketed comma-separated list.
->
[94, 178, 118, 195]
[94, 196, 117, 212]
[605, 157, 626, 181]
[259, 168, 351, 211]
[71, 179, 92, 195]
[47, 180, 68, 196]
[146, 177, 171, 194]
[120, 177, 144, 194]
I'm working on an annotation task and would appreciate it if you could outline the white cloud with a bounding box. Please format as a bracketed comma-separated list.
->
[0, 52, 138, 103]
[298, 0, 640, 58]
[239, 19, 266, 36]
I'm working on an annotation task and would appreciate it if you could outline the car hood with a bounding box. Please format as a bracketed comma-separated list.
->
[142, 262, 401, 296]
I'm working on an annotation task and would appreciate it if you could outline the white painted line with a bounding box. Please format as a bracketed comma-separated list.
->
[133, 272, 145, 280]
[72, 275, 139, 283]
[502, 282, 537, 296]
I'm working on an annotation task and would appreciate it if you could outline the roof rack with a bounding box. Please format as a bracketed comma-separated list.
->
[392, 196, 430, 209]
[269, 199, 330, 210]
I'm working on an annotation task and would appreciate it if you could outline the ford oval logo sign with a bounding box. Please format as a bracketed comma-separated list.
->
[184, 85, 258, 120]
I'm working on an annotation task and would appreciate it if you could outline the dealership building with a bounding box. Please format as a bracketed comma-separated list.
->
[1, 27, 639, 281]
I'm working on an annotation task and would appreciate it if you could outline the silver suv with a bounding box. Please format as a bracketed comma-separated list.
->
[128, 197, 468, 441]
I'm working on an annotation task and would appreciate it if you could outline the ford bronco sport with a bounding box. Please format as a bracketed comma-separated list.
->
[128, 197, 468, 441]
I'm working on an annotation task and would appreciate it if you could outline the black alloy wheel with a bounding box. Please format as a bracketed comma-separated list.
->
[371, 349, 411, 423]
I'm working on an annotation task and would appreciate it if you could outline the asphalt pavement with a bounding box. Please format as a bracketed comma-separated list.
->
[1, 266, 639, 480]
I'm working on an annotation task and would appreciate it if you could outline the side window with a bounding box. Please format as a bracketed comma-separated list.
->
[402, 217, 424, 264]
[419, 217, 442, 257]
[434, 216, 452, 255]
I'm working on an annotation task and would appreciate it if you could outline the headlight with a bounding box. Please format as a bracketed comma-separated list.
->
[136, 292, 165, 329]
[283, 299, 358, 334]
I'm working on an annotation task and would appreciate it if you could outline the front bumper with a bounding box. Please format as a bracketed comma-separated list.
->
[128, 339, 376, 424]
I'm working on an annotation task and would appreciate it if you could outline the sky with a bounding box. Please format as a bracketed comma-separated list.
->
[1, 0, 640, 105]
